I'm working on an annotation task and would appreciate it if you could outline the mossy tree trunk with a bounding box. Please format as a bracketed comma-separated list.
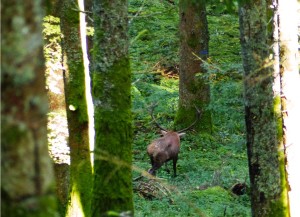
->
[239, 1, 289, 216]
[91, 0, 134, 216]
[60, 1, 93, 216]
[1, 1, 58, 216]
[278, 0, 300, 216]
[176, 0, 212, 133]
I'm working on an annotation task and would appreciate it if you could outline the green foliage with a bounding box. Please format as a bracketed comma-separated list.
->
[207, 0, 239, 15]
[208, 15, 242, 70]
[129, 0, 250, 216]
[129, 0, 179, 79]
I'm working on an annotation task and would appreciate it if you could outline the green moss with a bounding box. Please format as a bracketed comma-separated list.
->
[272, 150, 289, 216]
[269, 95, 289, 216]
[92, 56, 134, 214]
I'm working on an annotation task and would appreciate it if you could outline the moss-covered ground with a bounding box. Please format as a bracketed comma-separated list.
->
[130, 1, 250, 216]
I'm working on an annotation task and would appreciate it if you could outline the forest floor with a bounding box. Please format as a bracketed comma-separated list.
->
[129, 1, 251, 216]
[45, 1, 251, 216]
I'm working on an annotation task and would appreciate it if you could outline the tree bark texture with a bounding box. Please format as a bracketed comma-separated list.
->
[92, 0, 134, 216]
[239, 1, 289, 216]
[1, 1, 58, 216]
[278, 0, 300, 216]
[60, 1, 93, 216]
[53, 163, 70, 215]
[176, 0, 211, 133]
[43, 2, 70, 214]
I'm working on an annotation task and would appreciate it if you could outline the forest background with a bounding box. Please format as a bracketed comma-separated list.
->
[47, 1, 250, 216]
[2, 0, 299, 217]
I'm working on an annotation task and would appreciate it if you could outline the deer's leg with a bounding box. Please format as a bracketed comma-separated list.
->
[172, 156, 178, 177]
[150, 156, 154, 166]
[148, 159, 163, 176]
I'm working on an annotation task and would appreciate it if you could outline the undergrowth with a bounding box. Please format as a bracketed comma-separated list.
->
[129, 0, 250, 216]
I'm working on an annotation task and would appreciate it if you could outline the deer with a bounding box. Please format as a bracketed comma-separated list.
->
[147, 104, 201, 177]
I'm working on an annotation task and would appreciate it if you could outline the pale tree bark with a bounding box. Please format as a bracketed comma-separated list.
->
[176, 0, 212, 133]
[43, 2, 70, 214]
[239, 0, 289, 216]
[1, 1, 58, 216]
[278, 0, 300, 216]
[60, 0, 93, 216]
[91, 0, 134, 216]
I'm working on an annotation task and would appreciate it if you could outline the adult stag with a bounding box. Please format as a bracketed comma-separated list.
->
[147, 105, 201, 177]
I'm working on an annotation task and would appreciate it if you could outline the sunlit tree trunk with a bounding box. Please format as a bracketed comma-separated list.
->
[238, 0, 289, 216]
[278, 0, 300, 216]
[43, 2, 70, 214]
[176, 0, 212, 133]
[91, 0, 134, 216]
[60, 0, 93, 216]
[1, 1, 58, 216]
[81, 0, 95, 164]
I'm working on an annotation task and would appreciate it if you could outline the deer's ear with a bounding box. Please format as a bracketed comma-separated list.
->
[178, 132, 186, 137]
[161, 130, 168, 135]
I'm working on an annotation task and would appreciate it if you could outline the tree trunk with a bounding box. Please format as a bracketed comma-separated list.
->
[278, 0, 300, 216]
[43, 2, 70, 214]
[239, 0, 289, 216]
[53, 163, 70, 215]
[91, 0, 134, 216]
[176, 0, 211, 133]
[1, 1, 58, 216]
[60, 1, 93, 216]
[84, 0, 94, 64]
